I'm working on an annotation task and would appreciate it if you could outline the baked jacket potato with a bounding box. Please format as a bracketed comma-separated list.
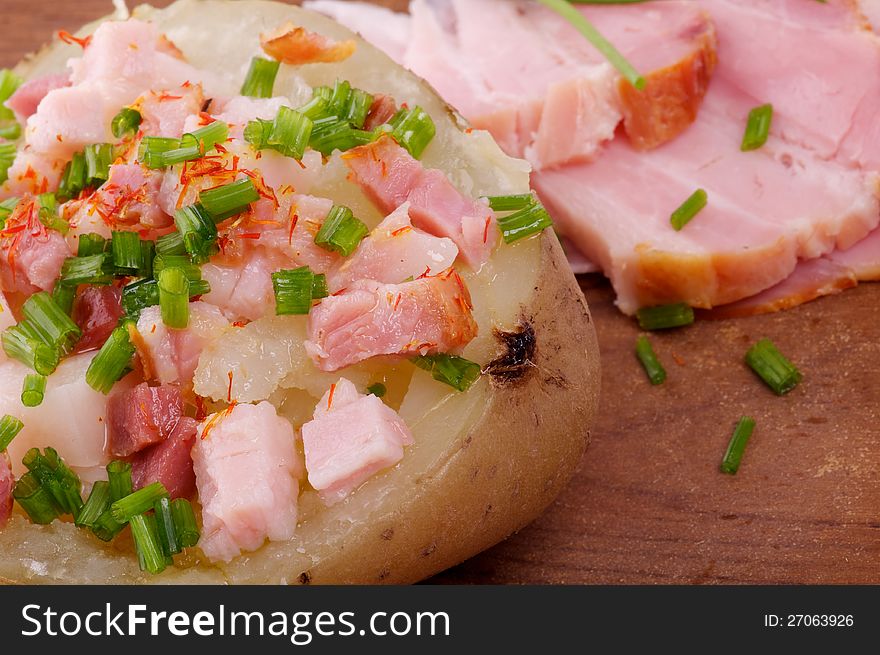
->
[0, 0, 599, 584]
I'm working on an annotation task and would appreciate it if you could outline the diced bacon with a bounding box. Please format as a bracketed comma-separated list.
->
[301, 378, 413, 504]
[344, 136, 496, 267]
[136, 302, 230, 386]
[193, 401, 301, 562]
[0, 453, 12, 529]
[363, 94, 398, 131]
[131, 416, 198, 499]
[72, 285, 124, 353]
[138, 85, 206, 138]
[0, 199, 71, 295]
[305, 272, 478, 371]
[329, 202, 458, 290]
[207, 95, 286, 140]
[107, 382, 185, 457]
[5, 73, 70, 124]
[260, 22, 356, 65]
[1, 148, 64, 197]
[201, 250, 276, 322]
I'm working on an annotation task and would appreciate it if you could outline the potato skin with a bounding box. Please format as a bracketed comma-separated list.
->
[0, 0, 600, 584]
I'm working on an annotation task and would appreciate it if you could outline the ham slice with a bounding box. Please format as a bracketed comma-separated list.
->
[131, 416, 198, 499]
[107, 383, 184, 457]
[305, 271, 478, 372]
[72, 285, 124, 353]
[193, 401, 301, 562]
[0, 453, 13, 529]
[301, 378, 413, 504]
[0, 199, 71, 295]
[5, 73, 70, 124]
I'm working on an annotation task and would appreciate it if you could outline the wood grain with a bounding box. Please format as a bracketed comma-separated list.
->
[5, 0, 880, 585]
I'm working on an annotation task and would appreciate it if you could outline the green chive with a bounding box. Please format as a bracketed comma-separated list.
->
[535, 0, 645, 90]
[13, 472, 60, 524]
[107, 460, 133, 501]
[21, 373, 46, 407]
[84, 143, 114, 186]
[110, 481, 169, 523]
[389, 106, 436, 159]
[138, 239, 155, 279]
[720, 417, 757, 475]
[314, 205, 368, 257]
[75, 480, 111, 528]
[130, 512, 168, 574]
[121, 278, 159, 319]
[268, 106, 314, 160]
[58, 152, 87, 201]
[741, 104, 773, 152]
[311, 273, 329, 300]
[199, 179, 260, 221]
[0, 70, 22, 142]
[22, 291, 81, 355]
[309, 121, 375, 156]
[0, 144, 16, 185]
[111, 107, 142, 139]
[110, 231, 143, 271]
[171, 498, 200, 548]
[0, 197, 20, 226]
[367, 383, 387, 398]
[240, 57, 281, 98]
[486, 193, 537, 212]
[346, 88, 374, 128]
[498, 201, 554, 244]
[154, 497, 181, 556]
[60, 253, 114, 286]
[153, 254, 203, 282]
[273, 267, 320, 315]
[1, 324, 60, 375]
[0, 414, 23, 452]
[51, 283, 76, 316]
[158, 267, 190, 329]
[188, 120, 228, 152]
[173, 203, 217, 260]
[745, 339, 802, 396]
[244, 118, 274, 150]
[91, 509, 125, 541]
[85, 322, 136, 393]
[670, 189, 708, 231]
[636, 303, 695, 331]
[156, 230, 186, 256]
[413, 354, 482, 392]
[635, 335, 666, 385]
[23, 447, 83, 517]
[77, 233, 108, 257]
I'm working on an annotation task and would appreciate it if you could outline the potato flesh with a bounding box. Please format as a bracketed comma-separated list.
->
[0, 0, 543, 583]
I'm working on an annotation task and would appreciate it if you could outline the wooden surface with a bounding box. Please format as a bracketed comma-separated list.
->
[6, 0, 880, 585]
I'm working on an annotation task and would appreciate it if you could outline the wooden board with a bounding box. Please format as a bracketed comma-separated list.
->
[5, 0, 880, 585]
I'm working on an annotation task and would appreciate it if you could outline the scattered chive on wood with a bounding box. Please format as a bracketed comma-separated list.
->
[636, 303, 695, 331]
[745, 338, 801, 395]
[635, 335, 666, 385]
[670, 188, 708, 231]
[741, 103, 773, 152]
[720, 416, 757, 475]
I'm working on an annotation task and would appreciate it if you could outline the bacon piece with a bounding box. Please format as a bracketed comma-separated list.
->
[107, 382, 184, 457]
[344, 136, 496, 267]
[5, 73, 70, 124]
[72, 286, 124, 353]
[363, 94, 398, 131]
[138, 84, 205, 138]
[131, 416, 198, 499]
[0, 453, 12, 529]
[305, 271, 477, 372]
[261, 22, 356, 65]
[192, 401, 301, 562]
[302, 378, 413, 505]
[0, 199, 71, 295]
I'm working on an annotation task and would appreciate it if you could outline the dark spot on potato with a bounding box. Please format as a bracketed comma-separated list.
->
[298, 571, 312, 585]
[381, 528, 394, 541]
[484, 504, 493, 519]
[463, 435, 473, 449]
[421, 543, 437, 558]
[378, 567, 390, 581]
[486, 321, 537, 385]
[200, 97, 213, 113]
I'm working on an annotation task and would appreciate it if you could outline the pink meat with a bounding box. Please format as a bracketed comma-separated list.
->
[363, 94, 399, 131]
[303, 0, 414, 61]
[72, 285, 124, 353]
[139, 84, 205, 138]
[328, 202, 459, 291]
[301, 378, 413, 504]
[5, 73, 70, 124]
[107, 382, 185, 457]
[0, 453, 12, 529]
[344, 136, 496, 267]
[305, 271, 478, 371]
[131, 416, 198, 499]
[0, 200, 71, 295]
[192, 401, 301, 563]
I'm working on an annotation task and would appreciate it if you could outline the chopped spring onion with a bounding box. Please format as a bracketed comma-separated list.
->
[326, 80, 352, 116]
[139, 239, 156, 279]
[111, 230, 143, 271]
[413, 353, 482, 392]
[153, 254, 203, 282]
[720, 416, 757, 475]
[75, 480, 111, 528]
[189, 120, 229, 152]
[77, 232, 108, 257]
[486, 193, 537, 212]
[111, 107, 142, 139]
[107, 460, 133, 501]
[110, 481, 169, 523]
[243, 118, 274, 150]
[309, 122, 374, 156]
[91, 509, 126, 542]
[154, 497, 181, 557]
[389, 106, 436, 159]
[367, 382, 387, 398]
[158, 267, 190, 329]
[346, 88, 374, 128]
[745, 338, 802, 395]
[636, 303, 695, 331]
[498, 200, 554, 244]
[58, 152, 87, 201]
[240, 57, 281, 98]
[0, 143, 16, 185]
[85, 321, 136, 393]
[199, 179, 260, 221]
[670, 188, 708, 231]
[84, 143, 114, 186]
[21, 373, 46, 407]
[60, 253, 113, 286]
[0, 197, 20, 226]
[314, 205, 368, 256]
[174, 203, 217, 260]
[0, 69, 22, 140]
[267, 106, 314, 160]
[130, 512, 168, 575]
[535, 0, 645, 90]
[635, 335, 666, 385]
[311, 273, 329, 300]
[139, 136, 186, 168]
[13, 472, 60, 524]
[272, 267, 325, 315]
[23, 447, 83, 517]
[741, 104, 773, 152]
[171, 498, 200, 548]
[121, 278, 159, 318]
[51, 283, 76, 316]
[0, 414, 23, 452]
[22, 291, 82, 355]
[297, 93, 330, 122]
[156, 230, 186, 256]
[1, 324, 60, 375]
